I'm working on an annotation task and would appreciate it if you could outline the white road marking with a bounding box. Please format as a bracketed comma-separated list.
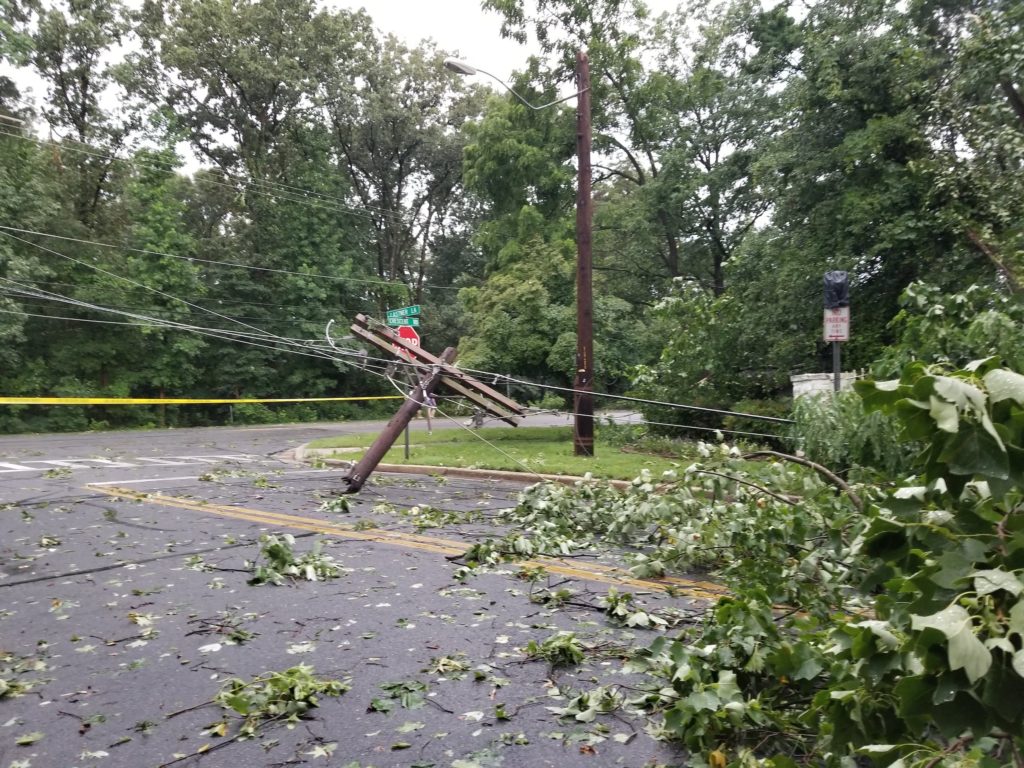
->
[0, 461, 36, 473]
[0, 454, 265, 473]
[90, 469, 332, 486]
[80, 459, 139, 468]
[24, 459, 98, 469]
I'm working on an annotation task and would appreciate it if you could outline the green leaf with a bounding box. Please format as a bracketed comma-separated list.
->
[948, 626, 992, 683]
[685, 689, 719, 711]
[929, 396, 959, 433]
[396, 721, 425, 733]
[939, 425, 1008, 479]
[971, 569, 1024, 597]
[911, 605, 971, 638]
[368, 697, 394, 714]
[15, 731, 44, 745]
[893, 675, 933, 730]
[984, 369, 1024, 405]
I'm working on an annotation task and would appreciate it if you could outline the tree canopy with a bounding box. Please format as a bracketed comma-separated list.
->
[0, 0, 1020, 431]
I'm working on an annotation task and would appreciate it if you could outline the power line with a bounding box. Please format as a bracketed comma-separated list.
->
[0, 293, 340, 328]
[0, 276, 365, 367]
[0, 126, 406, 226]
[23, 279, 379, 314]
[525, 407, 797, 442]
[460, 371, 796, 425]
[0, 275, 401, 383]
[0, 230, 304, 348]
[3, 233, 793, 428]
[0, 223, 461, 292]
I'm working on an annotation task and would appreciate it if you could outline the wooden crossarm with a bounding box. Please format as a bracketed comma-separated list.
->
[350, 315, 524, 426]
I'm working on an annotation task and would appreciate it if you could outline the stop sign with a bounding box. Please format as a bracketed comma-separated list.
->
[397, 325, 420, 346]
[392, 324, 420, 358]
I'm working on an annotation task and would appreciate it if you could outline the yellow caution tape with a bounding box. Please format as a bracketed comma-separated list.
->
[0, 396, 402, 406]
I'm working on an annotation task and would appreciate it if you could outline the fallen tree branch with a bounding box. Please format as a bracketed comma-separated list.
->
[743, 451, 863, 511]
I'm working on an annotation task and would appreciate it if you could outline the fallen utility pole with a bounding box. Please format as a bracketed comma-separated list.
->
[344, 347, 456, 493]
[341, 315, 527, 492]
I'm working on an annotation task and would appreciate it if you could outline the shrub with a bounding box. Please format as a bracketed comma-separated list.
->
[791, 389, 914, 476]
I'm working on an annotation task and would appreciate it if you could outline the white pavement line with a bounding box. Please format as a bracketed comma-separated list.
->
[134, 454, 263, 466]
[80, 458, 139, 468]
[89, 468, 335, 486]
[0, 461, 36, 472]
[90, 476, 203, 485]
[23, 459, 97, 469]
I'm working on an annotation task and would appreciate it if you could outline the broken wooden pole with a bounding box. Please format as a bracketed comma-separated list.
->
[342, 347, 456, 493]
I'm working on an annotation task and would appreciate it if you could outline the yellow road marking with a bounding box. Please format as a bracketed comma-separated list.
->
[89, 485, 727, 601]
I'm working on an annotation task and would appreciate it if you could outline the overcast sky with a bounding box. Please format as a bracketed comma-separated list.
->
[335, 0, 681, 83]
[335, 0, 529, 82]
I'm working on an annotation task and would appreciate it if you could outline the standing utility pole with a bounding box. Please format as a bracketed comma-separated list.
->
[443, 53, 595, 456]
[573, 51, 595, 457]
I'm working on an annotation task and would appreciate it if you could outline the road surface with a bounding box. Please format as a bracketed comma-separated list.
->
[0, 418, 699, 768]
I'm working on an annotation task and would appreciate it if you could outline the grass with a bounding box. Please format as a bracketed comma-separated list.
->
[306, 425, 690, 481]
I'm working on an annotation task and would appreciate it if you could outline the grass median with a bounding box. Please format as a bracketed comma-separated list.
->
[306, 425, 689, 480]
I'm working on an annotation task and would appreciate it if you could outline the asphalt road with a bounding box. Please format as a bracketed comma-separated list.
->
[0, 419, 697, 768]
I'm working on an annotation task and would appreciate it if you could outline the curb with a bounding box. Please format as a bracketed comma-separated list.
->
[317, 457, 634, 490]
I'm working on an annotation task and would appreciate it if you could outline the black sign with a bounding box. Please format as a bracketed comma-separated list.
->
[824, 271, 850, 309]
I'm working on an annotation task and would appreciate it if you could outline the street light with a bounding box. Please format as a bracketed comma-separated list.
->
[445, 53, 595, 457]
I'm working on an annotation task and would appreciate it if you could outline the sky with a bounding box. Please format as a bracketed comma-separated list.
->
[335, 0, 681, 84]
[335, 0, 531, 83]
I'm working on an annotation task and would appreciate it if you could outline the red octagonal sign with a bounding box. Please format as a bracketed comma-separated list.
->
[397, 325, 420, 346]
[393, 324, 420, 358]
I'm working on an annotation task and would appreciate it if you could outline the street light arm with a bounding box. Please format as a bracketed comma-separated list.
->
[444, 57, 587, 111]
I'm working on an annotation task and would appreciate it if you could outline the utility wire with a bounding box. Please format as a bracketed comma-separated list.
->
[4, 294, 796, 442]
[0, 223, 460, 292]
[0, 125, 416, 224]
[524, 407, 798, 442]
[0, 127, 405, 226]
[1, 230, 299, 346]
[0, 276, 403, 383]
[0, 276, 346, 364]
[23, 278, 379, 314]
[0, 293, 339, 328]
[458, 371, 796, 425]
[3, 231, 793, 427]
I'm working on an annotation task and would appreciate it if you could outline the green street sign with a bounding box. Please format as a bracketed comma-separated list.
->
[386, 305, 421, 319]
[387, 316, 420, 327]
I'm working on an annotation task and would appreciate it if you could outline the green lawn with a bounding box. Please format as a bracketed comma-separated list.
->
[306, 425, 687, 480]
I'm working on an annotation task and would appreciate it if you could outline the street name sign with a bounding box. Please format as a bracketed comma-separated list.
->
[386, 305, 421, 320]
[387, 316, 420, 327]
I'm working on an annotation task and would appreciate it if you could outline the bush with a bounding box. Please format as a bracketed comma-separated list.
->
[791, 389, 914, 476]
[528, 392, 567, 412]
[232, 402, 278, 424]
[722, 398, 793, 448]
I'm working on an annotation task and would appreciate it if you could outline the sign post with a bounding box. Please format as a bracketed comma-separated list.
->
[823, 272, 850, 393]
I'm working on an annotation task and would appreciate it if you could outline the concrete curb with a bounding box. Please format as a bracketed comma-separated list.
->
[315, 457, 634, 490]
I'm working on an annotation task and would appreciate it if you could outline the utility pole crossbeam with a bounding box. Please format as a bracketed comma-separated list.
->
[350, 315, 526, 422]
[341, 316, 527, 492]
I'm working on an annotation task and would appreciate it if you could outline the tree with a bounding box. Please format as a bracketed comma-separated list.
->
[30, 0, 133, 227]
[320, 35, 486, 297]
